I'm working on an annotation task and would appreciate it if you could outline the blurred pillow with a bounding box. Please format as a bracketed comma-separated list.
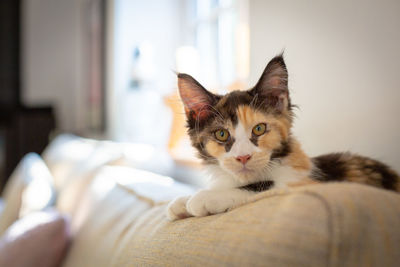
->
[54, 141, 125, 217]
[114, 167, 195, 204]
[42, 134, 124, 191]
[0, 199, 4, 217]
[41, 134, 99, 190]
[0, 210, 69, 267]
[59, 166, 195, 267]
[0, 153, 55, 235]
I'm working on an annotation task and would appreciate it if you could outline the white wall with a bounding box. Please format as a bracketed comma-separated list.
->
[249, 0, 400, 172]
[22, 0, 88, 133]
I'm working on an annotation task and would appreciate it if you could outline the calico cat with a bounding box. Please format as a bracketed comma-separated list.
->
[167, 54, 399, 221]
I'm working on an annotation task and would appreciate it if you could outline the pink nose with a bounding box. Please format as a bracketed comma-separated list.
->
[236, 154, 251, 165]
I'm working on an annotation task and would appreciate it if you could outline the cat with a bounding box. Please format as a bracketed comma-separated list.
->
[167, 54, 400, 221]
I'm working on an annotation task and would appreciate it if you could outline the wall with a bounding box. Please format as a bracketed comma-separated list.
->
[249, 0, 400, 172]
[21, 0, 88, 133]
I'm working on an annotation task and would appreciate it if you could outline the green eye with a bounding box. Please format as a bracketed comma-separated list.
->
[252, 123, 267, 136]
[215, 129, 230, 142]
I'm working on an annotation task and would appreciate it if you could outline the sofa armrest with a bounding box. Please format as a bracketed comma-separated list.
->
[112, 182, 400, 267]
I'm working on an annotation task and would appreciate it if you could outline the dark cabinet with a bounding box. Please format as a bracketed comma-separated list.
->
[1, 107, 55, 191]
[0, 0, 55, 191]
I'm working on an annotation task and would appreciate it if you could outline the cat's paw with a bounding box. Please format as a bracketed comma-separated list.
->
[166, 196, 191, 221]
[186, 190, 235, 217]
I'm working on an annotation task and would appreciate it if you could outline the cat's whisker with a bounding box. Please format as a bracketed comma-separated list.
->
[254, 100, 265, 114]
[249, 93, 259, 110]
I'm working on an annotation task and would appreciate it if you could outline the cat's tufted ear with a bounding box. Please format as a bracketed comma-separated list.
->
[177, 73, 218, 122]
[251, 55, 290, 112]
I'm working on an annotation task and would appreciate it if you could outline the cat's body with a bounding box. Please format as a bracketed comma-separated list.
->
[167, 55, 399, 221]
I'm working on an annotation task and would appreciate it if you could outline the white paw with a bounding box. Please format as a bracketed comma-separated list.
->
[166, 196, 191, 221]
[186, 190, 235, 217]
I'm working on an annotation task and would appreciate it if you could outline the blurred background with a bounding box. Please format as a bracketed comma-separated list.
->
[1, 0, 400, 189]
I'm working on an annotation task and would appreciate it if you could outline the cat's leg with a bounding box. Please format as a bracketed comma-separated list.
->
[186, 189, 255, 217]
[167, 195, 191, 221]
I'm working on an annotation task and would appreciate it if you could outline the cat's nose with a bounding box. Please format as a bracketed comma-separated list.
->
[236, 154, 251, 165]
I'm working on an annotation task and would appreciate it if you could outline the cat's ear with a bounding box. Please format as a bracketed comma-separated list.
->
[177, 73, 217, 121]
[251, 55, 290, 112]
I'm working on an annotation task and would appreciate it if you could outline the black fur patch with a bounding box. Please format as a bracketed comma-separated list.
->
[240, 180, 274, 192]
[217, 91, 254, 127]
[249, 135, 258, 146]
[311, 153, 347, 181]
[224, 137, 235, 152]
[270, 140, 291, 160]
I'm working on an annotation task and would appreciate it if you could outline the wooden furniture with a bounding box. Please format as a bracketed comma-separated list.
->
[1, 107, 55, 191]
[0, 0, 55, 191]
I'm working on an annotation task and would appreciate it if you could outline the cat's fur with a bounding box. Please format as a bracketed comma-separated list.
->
[167, 55, 400, 221]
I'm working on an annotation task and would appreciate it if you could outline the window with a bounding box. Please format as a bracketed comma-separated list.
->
[108, 0, 249, 172]
[177, 0, 249, 91]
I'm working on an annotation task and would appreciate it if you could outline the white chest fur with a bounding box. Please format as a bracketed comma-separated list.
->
[206, 162, 307, 190]
[266, 164, 307, 189]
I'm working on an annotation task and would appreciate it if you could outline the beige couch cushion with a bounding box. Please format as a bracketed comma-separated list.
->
[110, 183, 400, 267]
[58, 163, 400, 267]
[60, 166, 193, 267]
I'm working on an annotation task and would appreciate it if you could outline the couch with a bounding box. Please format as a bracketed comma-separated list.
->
[0, 134, 399, 267]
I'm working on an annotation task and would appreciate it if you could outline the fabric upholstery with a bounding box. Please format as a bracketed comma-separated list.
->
[60, 167, 152, 267]
[56, 163, 400, 267]
[0, 210, 69, 267]
[109, 183, 400, 267]
[41, 134, 126, 217]
[34, 136, 400, 266]
[60, 166, 194, 267]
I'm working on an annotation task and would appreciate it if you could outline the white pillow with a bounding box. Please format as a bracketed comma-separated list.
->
[0, 153, 55, 235]
[0, 199, 4, 218]
[42, 134, 99, 190]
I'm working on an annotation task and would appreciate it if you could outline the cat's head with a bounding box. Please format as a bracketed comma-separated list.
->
[178, 55, 294, 184]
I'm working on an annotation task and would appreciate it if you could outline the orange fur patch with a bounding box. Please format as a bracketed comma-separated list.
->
[284, 140, 312, 171]
[236, 106, 266, 129]
[236, 105, 291, 152]
[344, 158, 383, 187]
[205, 141, 225, 158]
[258, 129, 281, 151]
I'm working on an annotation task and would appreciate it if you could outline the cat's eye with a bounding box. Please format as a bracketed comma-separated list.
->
[215, 129, 230, 142]
[252, 123, 267, 136]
